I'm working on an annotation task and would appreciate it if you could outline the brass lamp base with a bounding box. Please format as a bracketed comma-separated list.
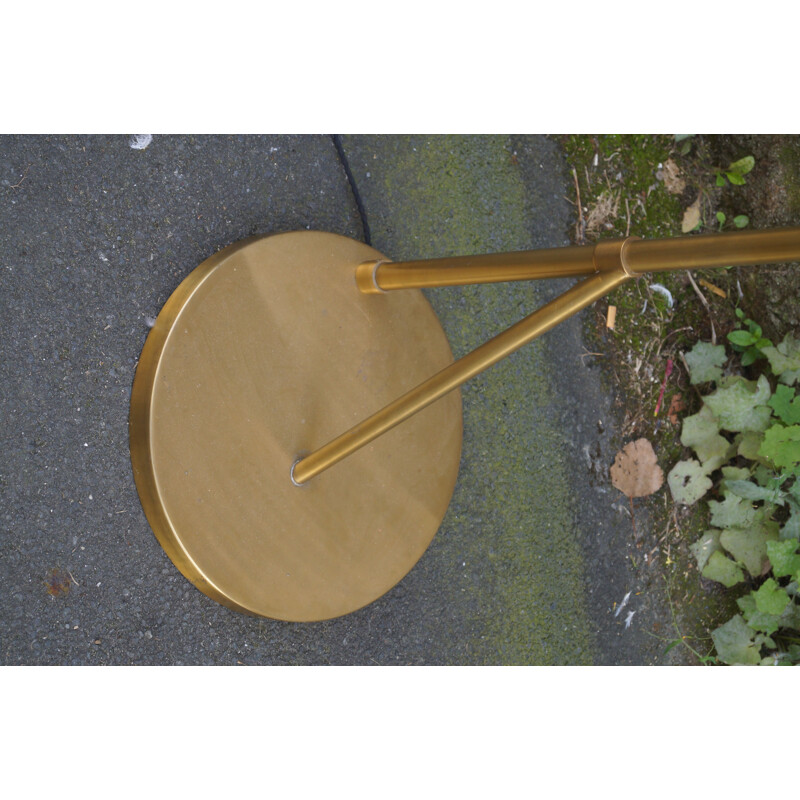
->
[130, 232, 463, 621]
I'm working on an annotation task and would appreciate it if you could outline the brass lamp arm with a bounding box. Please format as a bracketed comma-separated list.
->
[294, 227, 800, 485]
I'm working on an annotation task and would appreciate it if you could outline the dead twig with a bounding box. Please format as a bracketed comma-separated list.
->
[580, 348, 605, 363]
[656, 326, 694, 358]
[9, 165, 31, 189]
[572, 167, 586, 245]
[685, 270, 716, 345]
[625, 197, 631, 237]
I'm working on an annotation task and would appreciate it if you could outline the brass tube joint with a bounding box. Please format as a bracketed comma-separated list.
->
[592, 237, 639, 278]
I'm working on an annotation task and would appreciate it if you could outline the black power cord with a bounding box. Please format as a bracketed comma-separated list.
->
[331, 135, 372, 246]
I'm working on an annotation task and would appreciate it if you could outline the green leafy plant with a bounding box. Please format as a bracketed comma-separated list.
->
[727, 307, 773, 366]
[669, 329, 800, 664]
[715, 211, 749, 230]
[715, 155, 755, 187]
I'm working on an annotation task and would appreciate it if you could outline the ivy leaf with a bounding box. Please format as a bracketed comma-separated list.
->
[691, 529, 722, 573]
[667, 459, 713, 505]
[737, 430, 768, 463]
[758, 424, 800, 470]
[702, 550, 745, 587]
[744, 595, 800, 637]
[777, 600, 800, 631]
[704, 375, 772, 433]
[766, 538, 800, 578]
[761, 333, 800, 385]
[720, 521, 779, 576]
[725, 479, 786, 506]
[684, 341, 726, 384]
[782, 504, 800, 541]
[679, 405, 735, 471]
[754, 578, 791, 616]
[752, 464, 776, 486]
[737, 593, 783, 636]
[711, 614, 761, 665]
[720, 465, 752, 484]
[708, 492, 761, 529]
[768, 384, 800, 425]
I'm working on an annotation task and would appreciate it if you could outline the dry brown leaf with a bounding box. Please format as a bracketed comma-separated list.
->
[681, 197, 701, 233]
[610, 438, 664, 498]
[662, 158, 686, 195]
[667, 393, 686, 425]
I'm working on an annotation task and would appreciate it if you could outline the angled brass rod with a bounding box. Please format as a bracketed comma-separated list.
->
[356, 227, 800, 293]
[291, 268, 630, 485]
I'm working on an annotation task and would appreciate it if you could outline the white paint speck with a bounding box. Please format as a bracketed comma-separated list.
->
[129, 134, 153, 150]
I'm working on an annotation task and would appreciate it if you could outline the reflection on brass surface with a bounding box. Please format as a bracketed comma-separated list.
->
[130, 232, 462, 621]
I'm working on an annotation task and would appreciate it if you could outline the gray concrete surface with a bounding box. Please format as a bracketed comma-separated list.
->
[1, 134, 664, 664]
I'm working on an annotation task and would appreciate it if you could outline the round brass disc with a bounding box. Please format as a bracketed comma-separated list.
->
[130, 232, 462, 621]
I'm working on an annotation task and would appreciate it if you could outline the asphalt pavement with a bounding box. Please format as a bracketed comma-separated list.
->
[1, 134, 665, 664]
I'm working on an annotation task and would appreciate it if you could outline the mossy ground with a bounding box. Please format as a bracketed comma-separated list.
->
[343, 134, 598, 663]
[560, 134, 799, 662]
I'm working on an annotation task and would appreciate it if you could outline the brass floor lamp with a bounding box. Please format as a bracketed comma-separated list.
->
[129, 227, 800, 621]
